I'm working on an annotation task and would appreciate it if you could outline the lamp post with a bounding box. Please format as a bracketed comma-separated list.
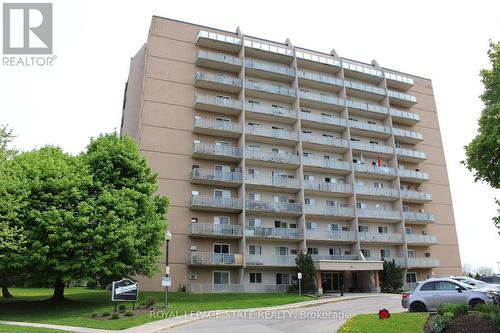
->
[164, 230, 172, 309]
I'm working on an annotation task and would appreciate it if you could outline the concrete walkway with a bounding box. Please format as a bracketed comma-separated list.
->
[0, 293, 395, 333]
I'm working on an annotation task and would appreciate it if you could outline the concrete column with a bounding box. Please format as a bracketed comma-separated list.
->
[316, 271, 323, 294]
[374, 270, 381, 293]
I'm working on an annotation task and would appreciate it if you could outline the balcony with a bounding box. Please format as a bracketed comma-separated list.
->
[245, 149, 300, 169]
[245, 174, 300, 192]
[189, 223, 243, 238]
[357, 209, 402, 222]
[299, 112, 347, 131]
[355, 186, 400, 201]
[191, 168, 242, 187]
[193, 118, 242, 138]
[359, 232, 404, 244]
[245, 226, 303, 240]
[304, 205, 355, 219]
[245, 126, 299, 146]
[346, 99, 389, 119]
[301, 133, 349, 152]
[342, 61, 384, 83]
[351, 141, 394, 157]
[193, 94, 242, 115]
[195, 50, 242, 73]
[245, 59, 295, 82]
[344, 80, 386, 102]
[393, 128, 424, 144]
[390, 108, 420, 125]
[401, 190, 432, 203]
[245, 81, 296, 102]
[306, 230, 357, 242]
[384, 71, 414, 90]
[188, 283, 290, 293]
[348, 120, 392, 138]
[195, 72, 242, 93]
[396, 148, 426, 163]
[244, 102, 297, 124]
[299, 91, 345, 111]
[295, 50, 342, 72]
[302, 156, 351, 174]
[245, 200, 302, 216]
[405, 234, 438, 246]
[192, 143, 242, 162]
[246, 255, 296, 266]
[403, 212, 435, 224]
[387, 89, 417, 107]
[352, 164, 397, 180]
[406, 258, 440, 268]
[187, 252, 243, 266]
[312, 254, 360, 261]
[297, 70, 343, 92]
[303, 181, 353, 197]
[197, 31, 242, 53]
[398, 169, 430, 183]
[189, 195, 243, 213]
[244, 39, 294, 63]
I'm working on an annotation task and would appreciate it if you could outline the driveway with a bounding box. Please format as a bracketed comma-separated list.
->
[160, 294, 403, 333]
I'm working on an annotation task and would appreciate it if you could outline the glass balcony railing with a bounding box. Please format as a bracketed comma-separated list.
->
[188, 283, 291, 293]
[304, 205, 355, 217]
[359, 232, 404, 243]
[245, 174, 300, 189]
[344, 80, 386, 96]
[303, 181, 353, 194]
[401, 190, 432, 201]
[302, 157, 351, 171]
[245, 81, 296, 97]
[406, 258, 440, 268]
[244, 102, 297, 119]
[405, 234, 438, 244]
[246, 126, 299, 140]
[301, 133, 349, 149]
[300, 112, 348, 127]
[188, 252, 243, 265]
[245, 200, 302, 214]
[195, 72, 242, 87]
[299, 91, 345, 107]
[245, 59, 295, 76]
[190, 195, 243, 210]
[194, 94, 243, 110]
[191, 168, 242, 184]
[243, 39, 294, 57]
[403, 212, 435, 222]
[312, 254, 359, 261]
[342, 61, 383, 78]
[306, 230, 357, 242]
[348, 121, 392, 135]
[396, 148, 426, 160]
[353, 164, 397, 177]
[387, 90, 417, 103]
[296, 50, 341, 67]
[246, 255, 296, 266]
[384, 72, 414, 85]
[245, 149, 300, 164]
[390, 108, 420, 123]
[196, 50, 242, 66]
[245, 226, 303, 239]
[355, 186, 399, 198]
[193, 118, 242, 133]
[346, 99, 389, 115]
[189, 223, 243, 237]
[392, 128, 423, 141]
[351, 141, 394, 155]
[398, 169, 430, 181]
[297, 70, 343, 87]
[193, 143, 242, 159]
[357, 209, 402, 220]
[197, 31, 242, 46]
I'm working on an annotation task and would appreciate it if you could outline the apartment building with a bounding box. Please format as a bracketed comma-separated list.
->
[120, 16, 462, 293]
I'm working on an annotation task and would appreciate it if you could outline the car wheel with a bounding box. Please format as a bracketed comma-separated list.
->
[469, 299, 485, 309]
[410, 301, 427, 312]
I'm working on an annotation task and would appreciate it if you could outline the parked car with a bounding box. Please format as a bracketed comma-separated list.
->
[401, 277, 499, 312]
[452, 276, 500, 291]
[480, 275, 500, 286]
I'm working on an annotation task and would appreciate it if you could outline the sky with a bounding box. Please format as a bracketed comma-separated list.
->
[1, 0, 500, 273]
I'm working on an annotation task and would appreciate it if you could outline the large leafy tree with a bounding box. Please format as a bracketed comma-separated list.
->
[295, 251, 316, 293]
[463, 41, 500, 227]
[380, 259, 404, 292]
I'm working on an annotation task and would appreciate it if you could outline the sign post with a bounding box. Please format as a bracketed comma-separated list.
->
[297, 272, 302, 297]
[111, 278, 139, 311]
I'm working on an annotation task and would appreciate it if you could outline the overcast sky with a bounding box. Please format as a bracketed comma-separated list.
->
[1, 0, 499, 273]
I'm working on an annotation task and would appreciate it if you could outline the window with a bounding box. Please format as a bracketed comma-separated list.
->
[381, 249, 391, 259]
[275, 220, 288, 228]
[378, 226, 388, 233]
[191, 217, 198, 223]
[214, 216, 230, 225]
[276, 273, 290, 285]
[407, 249, 416, 258]
[375, 203, 386, 210]
[374, 182, 384, 188]
[248, 218, 261, 227]
[306, 222, 318, 230]
[307, 247, 319, 255]
[420, 282, 435, 291]
[275, 247, 289, 256]
[403, 205, 410, 212]
[326, 200, 338, 207]
[192, 190, 200, 196]
[358, 225, 369, 232]
[249, 245, 262, 255]
[248, 192, 261, 201]
[213, 272, 229, 285]
[370, 140, 379, 145]
[361, 249, 371, 257]
[406, 272, 417, 283]
[305, 198, 315, 205]
[250, 272, 262, 283]
[356, 202, 367, 209]
[304, 174, 314, 181]
[303, 152, 312, 157]
[405, 227, 412, 235]
[329, 248, 342, 255]
[330, 224, 340, 231]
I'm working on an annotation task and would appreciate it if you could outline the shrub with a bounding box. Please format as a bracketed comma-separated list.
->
[118, 304, 126, 311]
[86, 279, 98, 289]
[91, 312, 98, 318]
[144, 296, 156, 308]
[111, 312, 119, 320]
[101, 311, 110, 317]
[124, 310, 134, 317]
[429, 314, 452, 333]
[476, 303, 500, 315]
[436, 303, 468, 317]
[380, 259, 404, 292]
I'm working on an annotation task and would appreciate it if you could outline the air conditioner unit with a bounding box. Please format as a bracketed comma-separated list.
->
[189, 274, 197, 280]
[190, 245, 198, 251]
[425, 252, 431, 257]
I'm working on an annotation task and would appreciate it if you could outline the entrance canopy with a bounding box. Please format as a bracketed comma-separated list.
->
[313, 259, 383, 271]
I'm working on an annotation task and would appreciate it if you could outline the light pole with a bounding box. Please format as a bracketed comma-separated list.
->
[164, 230, 172, 309]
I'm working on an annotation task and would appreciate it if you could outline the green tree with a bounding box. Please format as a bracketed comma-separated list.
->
[380, 259, 404, 292]
[463, 41, 500, 227]
[295, 251, 316, 293]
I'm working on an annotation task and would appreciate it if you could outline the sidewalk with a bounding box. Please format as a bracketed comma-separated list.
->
[0, 293, 390, 333]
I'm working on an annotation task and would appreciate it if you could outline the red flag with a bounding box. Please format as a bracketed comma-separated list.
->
[377, 155, 382, 167]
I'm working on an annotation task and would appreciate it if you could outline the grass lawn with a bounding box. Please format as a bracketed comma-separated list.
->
[0, 288, 308, 330]
[338, 313, 429, 333]
[0, 324, 67, 333]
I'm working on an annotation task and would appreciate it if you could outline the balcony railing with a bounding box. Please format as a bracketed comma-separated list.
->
[188, 252, 243, 265]
[351, 142, 394, 155]
[401, 190, 432, 202]
[385, 72, 414, 86]
[357, 209, 402, 220]
[303, 181, 353, 194]
[194, 94, 243, 110]
[244, 102, 297, 119]
[349, 121, 392, 135]
[196, 50, 242, 66]
[392, 128, 423, 141]
[398, 169, 430, 181]
[191, 168, 242, 184]
[245, 81, 296, 97]
[304, 205, 355, 218]
[299, 91, 345, 107]
[245, 149, 300, 164]
[302, 157, 351, 171]
[246, 255, 296, 266]
[245, 174, 300, 189]
[197, 31, 242, 46]
[406, 258, 440, 268]
[296, 50, 341, 67]
[301, 133, 349, 149]
[396, 148, 426, 160]
[359, 232, 404, 243]
[190, 195, 243, 210]
[245, 226, 303, 239]
[195, 72, 242, 87]
[193, 143, 242, 159]
[189, 223, 243, 237]
[244, 39, 294, 57]
[297, 70, 343, 87]
[306, 230, 357, 242]
[355, 186, 399, 198]
[353, 164, 397, 177]
[312, 254, 359, 261]
[403, 212, 435, 223]
[300, 112, 348, 127]
[246, 126, 299, 141]
[344, 80, 386, 96]
[390, 108, 420, 123]
[405, 234, 438, 244]
[387, 90, 417, 103]
[245, 200, 303, 214]
[346, 99, 389, 115]
[188, 283, 290, 293]
[193, 118, 242, 133]
[245, 59, 295, 76]
[342, 61, 383, 79]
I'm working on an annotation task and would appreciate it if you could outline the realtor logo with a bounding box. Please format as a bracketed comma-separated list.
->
[2, 3, 53, 54]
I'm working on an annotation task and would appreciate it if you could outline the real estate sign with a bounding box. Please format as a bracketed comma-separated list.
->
[111, 278, 139, 302]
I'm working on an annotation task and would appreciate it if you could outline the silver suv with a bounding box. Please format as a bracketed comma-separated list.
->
[401, 277, 499, 312]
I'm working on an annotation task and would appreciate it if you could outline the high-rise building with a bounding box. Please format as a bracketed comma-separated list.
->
[121, 16, 462, 293]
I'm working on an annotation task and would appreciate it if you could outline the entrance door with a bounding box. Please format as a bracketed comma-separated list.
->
[321, 272, 344, 292]
[213, 243, 231, 264]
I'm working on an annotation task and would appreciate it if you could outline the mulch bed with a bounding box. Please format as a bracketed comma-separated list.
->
[91, 306, 155, 320]
[424, 313, 496, 333]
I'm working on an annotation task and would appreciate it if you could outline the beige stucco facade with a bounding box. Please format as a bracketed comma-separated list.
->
[121, 16, 462, 293]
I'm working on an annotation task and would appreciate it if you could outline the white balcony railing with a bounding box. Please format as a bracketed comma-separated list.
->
[193, 143, 242, 159]
[357, 209, 402, 220]
[304, 205, 355, 217]
[400, 190, 432, 201]
[392, 128, 423, 141]
[346, 99, 389, 115]
[349, 121, 392, 135]
[406, 258, 440, 268]
[191, 168, 242, 183]
[342, 61, 383, 78]
[188, 252, 243, 265]
[355, 186, 399, 197]
[306, 230, 357, 242]
[245, 59, 295, 76]
[301, 133, 349, 148]
[195, 72, 242, 87]
[189, 223, 243, 237]
[299, 90, 345, 107]
[344, 80, 386, 96]
[403, 212, 435, 222]
[312, 254, 360, 261]
[188, 283, 290, 293]
[244, 174, 300, 189]
[385, 72, 414, 86]
[245, 226, 303, 239]
[390, 108, 420, 122]
[353, 164, 397, 177]
[190, 195, 242, 210]
[244, 102, 297, 119]
[396, 148, 426, 160]
[351, 141, 394, 154]
[197, 31, 242, 46]
[300, 112, 348, 127]
[246, 126, 299, 140]
[387, 89, 417, 103]
[405, 234, 438, 244]
[245, 149, 300, 164]
[302, 157, 351, 171]
[246, 255, 296, 266]
[398, 169, 430, 181]
[359, 232, 404, 243]
[245, 81, 296, 97]
[197, 50, 242, 66]
[297, 70, 343, 87]
[303, 181, 353, 194]
[245, 200, 303, 214]
[194, 118, 242, 133]
[194, 94, 243, 110]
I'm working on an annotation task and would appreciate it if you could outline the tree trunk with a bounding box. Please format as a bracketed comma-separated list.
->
[2, 286, 13, 298]
[50, 278, 67, 302]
